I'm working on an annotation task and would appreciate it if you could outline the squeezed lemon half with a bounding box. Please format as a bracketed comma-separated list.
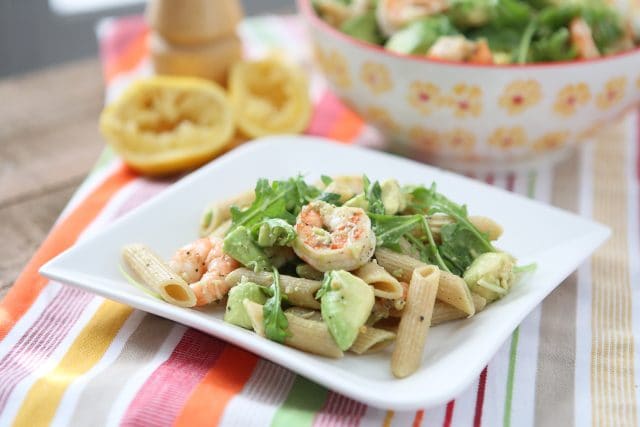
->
[99, 76, 235, 176]
[229, 57, 312, 138]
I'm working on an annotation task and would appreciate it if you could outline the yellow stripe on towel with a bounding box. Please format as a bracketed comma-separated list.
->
[12, 300, 132, 427]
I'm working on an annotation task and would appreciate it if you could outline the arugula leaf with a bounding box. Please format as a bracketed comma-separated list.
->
[438, 222, 491, 276]
[320, 175, 333, 186]
[492, 0, 533, 28]
[407, 184, 496, 253]
[582, 3, 624, 54]
[529, 27, 577, 62]
[315, 272, 333, 299]
[229, 176, 341, 235]
[263, 268, 290, 343]
[363, 175, 385, 215]
[316, 192, 343, 205]
[229, 179, 294, 231]
[251, 218, 296, 247]
[369, 214, 422, 248]
[368, 213, 450, 272]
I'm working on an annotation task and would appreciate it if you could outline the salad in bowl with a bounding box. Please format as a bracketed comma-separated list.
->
[313, 0, 639, 64]
[300, 0, 640, 172]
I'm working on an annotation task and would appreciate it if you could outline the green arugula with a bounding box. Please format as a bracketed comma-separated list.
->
[368, 213, 450, 272]
[263, 268, 289, 343]
[363, 175, 385, 215]
[229, 178, 296, 231]
[407, 184, 496, 253]
[315, 271, 333, 300]
[438, 222, 491, 276]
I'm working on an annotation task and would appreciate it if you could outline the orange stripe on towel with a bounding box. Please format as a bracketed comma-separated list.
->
[174, 346, 259, 427]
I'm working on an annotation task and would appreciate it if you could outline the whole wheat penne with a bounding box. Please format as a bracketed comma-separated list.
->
[354, 260, 404, 299]
[285, 307, 322, 321]
[225, 268, 321, 309]
[349, 327, 396, 354]
[422, 215, 503, 241]
[245, 301, 343, 358]
[122, 244, 196, 307]
[375, 248, 475, 315]
[318, 175, 364, 203]
[432, 293, 487, 325]
[199, 189, 255, 236]
[284, 308, 396, 355]
[391, 265, 440, 378]
[210, 219, 232, 238]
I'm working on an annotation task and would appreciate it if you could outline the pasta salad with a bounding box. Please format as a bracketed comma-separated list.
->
[122, 175, 532, 378]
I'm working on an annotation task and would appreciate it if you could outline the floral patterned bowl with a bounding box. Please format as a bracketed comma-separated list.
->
[298, 0, 640, 172]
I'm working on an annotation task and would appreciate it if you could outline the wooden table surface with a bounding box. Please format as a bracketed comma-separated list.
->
[0, 58, 105, 299]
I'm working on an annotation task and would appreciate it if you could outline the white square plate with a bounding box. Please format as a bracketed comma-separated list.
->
[40, 136, 609, 410]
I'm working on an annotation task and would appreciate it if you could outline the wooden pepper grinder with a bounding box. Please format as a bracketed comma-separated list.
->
[146, 0, 244, 85]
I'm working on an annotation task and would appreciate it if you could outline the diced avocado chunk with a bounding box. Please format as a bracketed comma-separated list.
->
[224, 281, 268, 329]
[343, 193, 369, 210]
[318, 270, 374, 350]
[223, 226, 271, 272]
[385, 16, 458, 54]
[340, 11, 385, 45]
[380, 179, 405, 215]
[463, 252, 515, 302]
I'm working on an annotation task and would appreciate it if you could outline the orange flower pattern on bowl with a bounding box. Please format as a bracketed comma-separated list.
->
[316, 47, 352, 89]
[498, 80, 542, 115]
[553, 83, 591, 116]
[407, 81, 442, 115]
[442, 84, 482, 118]
[444, 128, 476, 152]
[532, 131, 570, 152]
[364, 105, 398, 131]
[360, 61, 392, 94]
[408, 126, 441, 153]
[488, 126, 527, 150]
[596, 76, 627, 110]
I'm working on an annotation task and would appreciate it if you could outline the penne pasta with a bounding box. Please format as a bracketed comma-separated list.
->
[284, 307, 396, 355]
[424, 215, 503, 241]
[199, 189, 255, 236]
[245, 301, 343, 358]
[354, 260, 404, 299]
[285, 306, 322, 321]
[391, 265, 440, 378]
[210, 219, 232, 238]
[225, 268, 321, 309]
[349, 327, 396, 354]
[432, 293, 487, 326]
[375, 248, 475, 316]
[122, 244, 197, 307]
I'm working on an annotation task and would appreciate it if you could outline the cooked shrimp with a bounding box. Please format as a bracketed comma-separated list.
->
[376, 0, 449, 36]
[315, 0, 372, 28]
[292, 200, 376, 272]
[169, 237, 213, 283]
[427, 36, 493, 64]
[570, 18, 600, 59]
[169, 236, 240, 306]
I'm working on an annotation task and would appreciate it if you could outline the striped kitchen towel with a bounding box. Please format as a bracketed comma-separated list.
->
[0, 14, 638, 427]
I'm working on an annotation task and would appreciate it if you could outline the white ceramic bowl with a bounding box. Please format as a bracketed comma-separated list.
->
[299, 0, 640, 172]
